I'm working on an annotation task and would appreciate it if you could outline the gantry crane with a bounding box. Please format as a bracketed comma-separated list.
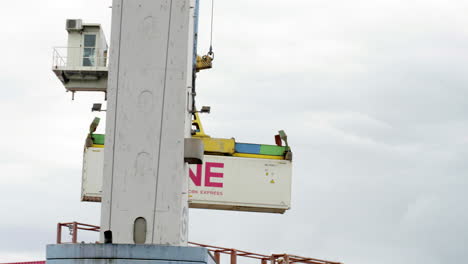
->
[52, 0, 292, 245]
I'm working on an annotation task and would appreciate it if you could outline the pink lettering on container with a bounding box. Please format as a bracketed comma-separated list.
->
[189, 164, 202, 186]
[205, 162, 224, 188]
[188, 162, 224, 188]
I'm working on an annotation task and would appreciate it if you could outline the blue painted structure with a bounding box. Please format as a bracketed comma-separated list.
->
[235, 143, 261, 155]
[192, 0, 200, 67]
[46, 244, 216, 264]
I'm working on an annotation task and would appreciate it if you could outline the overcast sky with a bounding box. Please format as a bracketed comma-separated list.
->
[1, 0, 468, 263]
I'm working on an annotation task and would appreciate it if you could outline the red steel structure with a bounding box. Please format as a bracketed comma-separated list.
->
[0, 262, 45, 264]
[56, 222, 100, 244]
[1, 222, 342, 264]
[188, 242, 342, 264]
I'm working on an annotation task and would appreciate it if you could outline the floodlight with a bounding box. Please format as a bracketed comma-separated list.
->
[92, 103, 102, 112]
[92, 103, 106, 112]
[200, 106, 211, 113]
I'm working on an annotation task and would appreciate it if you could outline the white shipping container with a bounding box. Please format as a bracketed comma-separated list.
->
[189, 155, 292, 213]
[82, 147, 104, 202]
[81, 148, 292, 213]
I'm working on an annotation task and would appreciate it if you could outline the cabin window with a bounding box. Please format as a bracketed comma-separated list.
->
[83, 34, 96, 66]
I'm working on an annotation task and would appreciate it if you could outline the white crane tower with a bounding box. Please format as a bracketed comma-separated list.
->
[100, 0, 195, 245]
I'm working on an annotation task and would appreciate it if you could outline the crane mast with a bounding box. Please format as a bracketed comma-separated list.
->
[100, 0, 195, 245]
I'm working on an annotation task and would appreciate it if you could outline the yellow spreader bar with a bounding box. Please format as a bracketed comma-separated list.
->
[232, 153, 284, 160]
[92, 144, 104, 148]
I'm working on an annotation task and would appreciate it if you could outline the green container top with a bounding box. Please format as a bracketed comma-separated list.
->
[91, 134, 105, 145]
[259, 145, 287, 156]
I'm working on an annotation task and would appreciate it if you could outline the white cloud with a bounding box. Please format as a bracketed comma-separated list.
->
[1, 0, 467, 264]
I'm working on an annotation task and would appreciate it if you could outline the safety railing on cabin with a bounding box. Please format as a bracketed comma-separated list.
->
[52, 47, 108, 69]
[56, 222, 342, 264]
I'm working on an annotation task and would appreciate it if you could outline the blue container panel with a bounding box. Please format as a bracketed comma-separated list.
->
[235, 143, 261, 154]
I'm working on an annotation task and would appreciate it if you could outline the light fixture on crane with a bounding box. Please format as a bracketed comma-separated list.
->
[91, 103, 106, 112]
[199, 106, 211, 113]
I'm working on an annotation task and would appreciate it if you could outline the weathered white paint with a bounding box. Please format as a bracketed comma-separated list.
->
[64, 78, 108, 92]
[83, 151, 292, 213]
[81, 147, 104, 202]
[101, 0, 193, 245]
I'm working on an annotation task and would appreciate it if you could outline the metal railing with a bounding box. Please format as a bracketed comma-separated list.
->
[56, 222, 342, 264]
[52, 47, 108, 68]
[0, 260, 46, 264]
[188, 242, 341, 264]
[56, 222, 100, 244]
